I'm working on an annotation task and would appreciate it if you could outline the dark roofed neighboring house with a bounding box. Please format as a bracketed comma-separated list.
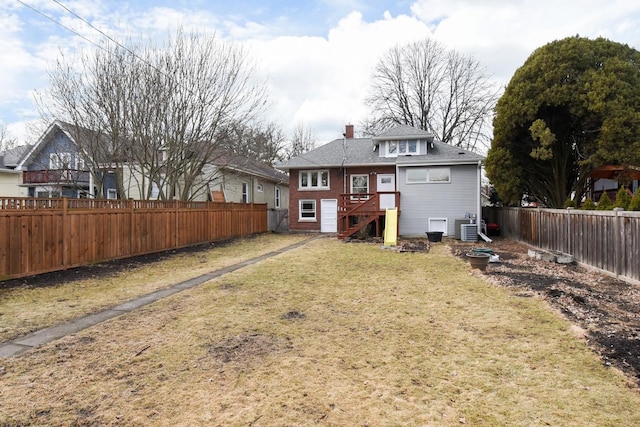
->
[204, 150, 289, 210]
[277, 124, 485, 239]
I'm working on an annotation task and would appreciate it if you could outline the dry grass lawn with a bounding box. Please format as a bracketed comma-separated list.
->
[0, 233, 311, 342]
[1, 236, 639, 426]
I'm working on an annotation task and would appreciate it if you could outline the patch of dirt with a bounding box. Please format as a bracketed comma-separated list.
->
[206, 333, 292, 366]
[450, 237, 640, 385]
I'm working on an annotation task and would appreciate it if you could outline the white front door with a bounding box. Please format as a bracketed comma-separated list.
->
[320, 199, 338, 233]
[377, 174, 396, 209]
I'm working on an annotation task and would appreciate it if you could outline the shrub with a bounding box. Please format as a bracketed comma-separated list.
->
[629, 190, 640, 211]
[581, 198, 596, 210]
[564, 199, 577, 208]
[596, 192, 613, 210]
[613, 186, 631, 210]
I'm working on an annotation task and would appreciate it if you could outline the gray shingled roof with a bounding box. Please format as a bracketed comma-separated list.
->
[0, 145, 31, 169]
[209, 150, 289, 183]
[277, 125, 484, 170]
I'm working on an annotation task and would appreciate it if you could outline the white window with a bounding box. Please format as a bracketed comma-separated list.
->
[388, 141, 398, 155]
[75, 156, 85, 170]
[299, 170, 329, 189]
[50, 152, 71, 169]
[299, 200, 316, 221]
[428, 168, 451, 183]
[350, 174, 369, 197]
[107, 189, 117, 199]
[406, 167, 451, 184]
[406, 168, 428, 184]
[398, 139, 418, 155]
[242, 182, 249, 203]
[151, 182, 160, 198]
[275, 186, 281, 209]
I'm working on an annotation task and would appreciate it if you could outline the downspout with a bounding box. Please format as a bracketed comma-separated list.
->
[477, 160, 482, 234]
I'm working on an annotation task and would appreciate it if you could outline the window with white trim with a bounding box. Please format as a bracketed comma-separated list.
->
[299, 199, 316, 221]
[350, 174, 369, 197]
[428, 168, 451, 183]
[406, 167, 451, 184]
[406, 168, 428, 183]
[107, 189, 117, 199]
[50, 152, 71, 169]
[299, 170, 329, 189]
[398, 139, 418, 155]
[75, 156, 85, 170]
[388, 141, 398, 155]
[275, 186, 281, 209]
[242, 182, 249, 203]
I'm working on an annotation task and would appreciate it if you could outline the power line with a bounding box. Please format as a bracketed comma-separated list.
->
[15, 0, 111, 55]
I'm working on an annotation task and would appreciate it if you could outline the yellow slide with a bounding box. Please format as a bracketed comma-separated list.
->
[383, 208, 398, 246]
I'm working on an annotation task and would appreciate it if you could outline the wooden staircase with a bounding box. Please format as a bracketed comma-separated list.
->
[337, 192, 400, 239]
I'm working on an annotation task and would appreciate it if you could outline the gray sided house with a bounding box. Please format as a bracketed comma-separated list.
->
[277, 124, 485, 239]
[204, 151, 289, 210]
[10, 120, 289, 205]
[16, 121, 95, 198]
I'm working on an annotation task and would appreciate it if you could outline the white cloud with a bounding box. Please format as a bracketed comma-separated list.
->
[2, 0, 640, 146]
[247, 11, 432, 141]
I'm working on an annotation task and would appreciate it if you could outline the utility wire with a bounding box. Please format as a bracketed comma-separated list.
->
[16, 0, 170, 82]
[15, 0, 111, 55]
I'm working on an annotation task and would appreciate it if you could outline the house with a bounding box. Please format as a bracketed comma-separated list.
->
[198, 151, 289, 209]
[587, 165, 639, 203]
[277, 124, 485, 239]
[10, 120, 289, 208]
[0, 145, 30, 197]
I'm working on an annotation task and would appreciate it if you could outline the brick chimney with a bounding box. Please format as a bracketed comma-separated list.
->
[345, 124, 354, 139]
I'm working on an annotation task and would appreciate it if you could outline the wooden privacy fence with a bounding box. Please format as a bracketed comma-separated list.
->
[0, 197, 268, 280]
[484, 207, 640, 283]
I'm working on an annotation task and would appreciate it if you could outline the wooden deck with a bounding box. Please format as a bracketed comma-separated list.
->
[337, 192, 400, 239]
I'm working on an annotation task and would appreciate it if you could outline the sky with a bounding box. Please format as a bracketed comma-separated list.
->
[2, 0, 640, 146]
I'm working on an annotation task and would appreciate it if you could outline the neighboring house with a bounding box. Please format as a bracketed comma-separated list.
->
[277, 124, 485, 238]
[197, 151, 289, 209]
[0, 145, 30, 197]
[588, 165, 639, 203]
[11, 120, 289, 207]
[15, 121, 96, 198]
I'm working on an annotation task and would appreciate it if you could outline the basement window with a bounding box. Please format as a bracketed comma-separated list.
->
[299, 200, 316, 221]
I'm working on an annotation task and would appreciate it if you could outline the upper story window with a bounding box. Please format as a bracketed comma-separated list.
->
[398, 139, 418, 155]
[50, 152, 71, 169]
[76, 156, 86, 170]
[299, 170, 329, 189]
[385, 140, 419, 157]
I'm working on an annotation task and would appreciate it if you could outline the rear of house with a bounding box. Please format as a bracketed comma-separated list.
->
[278, 124, 485, 239]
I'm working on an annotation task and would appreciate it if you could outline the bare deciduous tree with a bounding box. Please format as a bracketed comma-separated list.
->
[0, 124, 17, 151]
[215, 120, 286, 165]
[363, 38, 499, 152]
[284, 121, 316, 160]
[40, 28, 268, 200]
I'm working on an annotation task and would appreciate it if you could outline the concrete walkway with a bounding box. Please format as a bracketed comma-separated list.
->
[0, 235, 321, 358]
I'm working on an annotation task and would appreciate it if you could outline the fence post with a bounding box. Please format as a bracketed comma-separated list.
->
[130, 199, 134, 255]
[62, 197, 68, 268]
[613, 207, 623, 279]
[175, 199, 179, 248]
[567, 207, 573, 255]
